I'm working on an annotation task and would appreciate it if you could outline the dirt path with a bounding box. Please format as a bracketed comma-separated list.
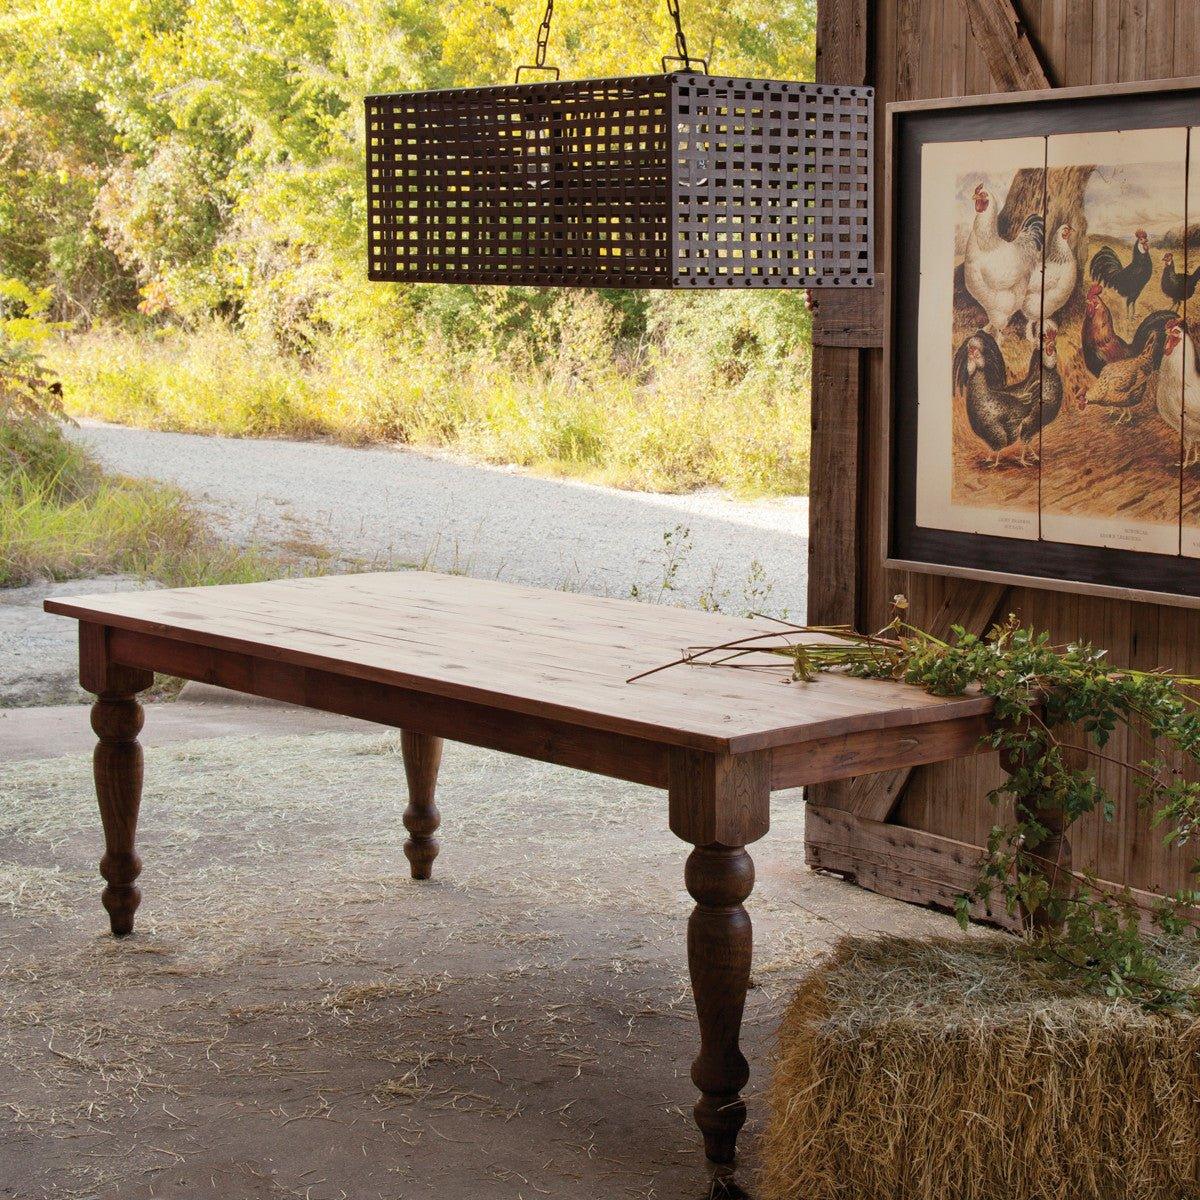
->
[68, 422, 809, 614]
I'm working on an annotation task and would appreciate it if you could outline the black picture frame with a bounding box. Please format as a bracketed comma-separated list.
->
[884, 78, 1200, 609]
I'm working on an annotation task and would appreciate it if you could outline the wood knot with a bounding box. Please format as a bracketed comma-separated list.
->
[685, 845, 754, 908]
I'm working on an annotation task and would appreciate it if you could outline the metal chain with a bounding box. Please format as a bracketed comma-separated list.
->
[666, 0, 691, 67]
[533, 0, 553, 68]
[518, 0, 702, 81]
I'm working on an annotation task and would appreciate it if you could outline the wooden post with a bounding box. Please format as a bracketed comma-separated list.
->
[80, 623, 154, 937]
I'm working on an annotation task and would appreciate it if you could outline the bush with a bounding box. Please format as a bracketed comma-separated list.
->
[51, 295, 813, 496]
[0, 279, 275, 588]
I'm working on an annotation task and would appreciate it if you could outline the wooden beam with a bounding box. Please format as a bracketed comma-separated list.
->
[805, 802, 1015, 925]
[807, 348, 862, 626]
[806, 802, 1179, 933]
[808, 0, 871, 629]
[958, 0, 1053, 91]
[816, 0, 868, 84]
[809, 275, 885, 348]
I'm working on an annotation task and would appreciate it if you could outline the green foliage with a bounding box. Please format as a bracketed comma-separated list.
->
[51, 313, 812, 495]
[0, 278, 80, 487]
[655, 604, 1200, 1010]
[1, 0, 816, 336]
[1, 1, 817, 493]
[0, 277, 278, 587]
[828, 610, 1200, 1011]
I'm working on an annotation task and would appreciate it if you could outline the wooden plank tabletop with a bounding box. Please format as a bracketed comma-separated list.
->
[46, 572, 992, 754]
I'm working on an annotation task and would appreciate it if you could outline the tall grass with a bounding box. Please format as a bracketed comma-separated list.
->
[1, 420, 279, 588]
[1, 277, 282, 590]
[51, 300, 812, 497]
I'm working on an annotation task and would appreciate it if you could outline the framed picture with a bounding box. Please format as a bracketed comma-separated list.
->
[884, 77, 1200, 608]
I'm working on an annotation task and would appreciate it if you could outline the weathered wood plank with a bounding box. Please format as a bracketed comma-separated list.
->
[51, 573, 995, 756]
[808, 278, 885, 348]
[809, 0, 871, 627]
[958, 0, 1054, 89]
[806, 348, 862, 626]
[816, 0, 868, 84]
[807, 802, 1184, 932]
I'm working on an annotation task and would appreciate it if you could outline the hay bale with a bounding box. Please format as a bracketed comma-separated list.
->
[760, 936, 1200, 1200]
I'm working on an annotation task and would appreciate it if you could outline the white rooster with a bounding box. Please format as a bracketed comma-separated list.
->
[963, 183, 1044, 339]
[1020, 223, 1077, 341]
[1155, 320, 1200, 467]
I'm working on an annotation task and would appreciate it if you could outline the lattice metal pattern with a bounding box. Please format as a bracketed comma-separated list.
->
[672, 77, 873, 288]
[365, 74, 873, 289]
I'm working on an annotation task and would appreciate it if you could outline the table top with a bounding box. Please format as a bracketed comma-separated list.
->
[46, 571, 992, 754]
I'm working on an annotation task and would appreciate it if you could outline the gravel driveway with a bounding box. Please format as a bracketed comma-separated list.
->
[6, 424, 808, 707]
[69, 422, 809, 611]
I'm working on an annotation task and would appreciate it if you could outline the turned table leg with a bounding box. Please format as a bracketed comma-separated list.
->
[401, 730, 442, 880]
[686, 843, 755, 1165]
[80, 624, 154, 937]
[668, 747, 769, 1168]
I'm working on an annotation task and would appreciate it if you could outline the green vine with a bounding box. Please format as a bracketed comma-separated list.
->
[639, 600, 1200, 1010]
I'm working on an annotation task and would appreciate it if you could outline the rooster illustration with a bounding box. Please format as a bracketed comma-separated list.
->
[1080, 283, 1176, 378]
[954, 325, 1062, 467]
[1089, 230, 1153, 317]
[1160, 251, 1200, 313]
[962, 184, 1044, 338]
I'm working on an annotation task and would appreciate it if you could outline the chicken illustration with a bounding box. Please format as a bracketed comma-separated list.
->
[1082, 325, 1165, 424]
[1080, 283, 1176, 378]
[1020, 223, 1076, 340]
[1089, 230, 1153, 317]
[1160, 251, 1200, 313]
[1156, 320, 1200, 467]
[953, 326, 1062, 467]
[962, 184, 1044, 338]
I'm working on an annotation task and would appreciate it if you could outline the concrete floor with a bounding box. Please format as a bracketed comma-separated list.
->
[0, 698, 958, 1200]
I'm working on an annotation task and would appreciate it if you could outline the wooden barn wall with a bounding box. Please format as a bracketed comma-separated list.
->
[807, 0, 1200, 905]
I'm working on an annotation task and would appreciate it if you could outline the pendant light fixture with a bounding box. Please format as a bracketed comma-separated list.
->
[365, 1, 873, 289]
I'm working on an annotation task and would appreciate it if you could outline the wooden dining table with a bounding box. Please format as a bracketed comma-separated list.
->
[45, 571, 995, 1168]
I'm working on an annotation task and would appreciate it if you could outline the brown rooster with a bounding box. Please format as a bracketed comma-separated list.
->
[1082, 324, 1166, 424]
[1081, 282, 1177, 378]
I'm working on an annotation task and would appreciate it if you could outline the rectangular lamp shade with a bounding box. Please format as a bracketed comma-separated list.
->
[365, 73, 874, 289]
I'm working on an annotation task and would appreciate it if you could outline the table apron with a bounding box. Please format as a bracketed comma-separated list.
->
[105, 626, 670, 788]
[101, 626, 991, 797]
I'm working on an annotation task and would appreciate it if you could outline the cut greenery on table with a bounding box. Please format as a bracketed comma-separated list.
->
[637, 600, 1200, 1010]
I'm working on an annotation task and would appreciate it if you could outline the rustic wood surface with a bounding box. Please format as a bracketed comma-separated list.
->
[808, 0, 1200, 908]
[46, 572, 993, 757]
[79, 624, 154, 937]
[960, 0, 1053, 90]
[809, 0, 871, 629]
[685, 844, 755, 1166]
[401, 730, 442, 880]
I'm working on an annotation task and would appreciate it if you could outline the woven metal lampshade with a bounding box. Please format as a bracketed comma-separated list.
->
[365, 73, 873, 289]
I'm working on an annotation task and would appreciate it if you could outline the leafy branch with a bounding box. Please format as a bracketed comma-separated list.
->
[637, 599, 1200, 1010]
